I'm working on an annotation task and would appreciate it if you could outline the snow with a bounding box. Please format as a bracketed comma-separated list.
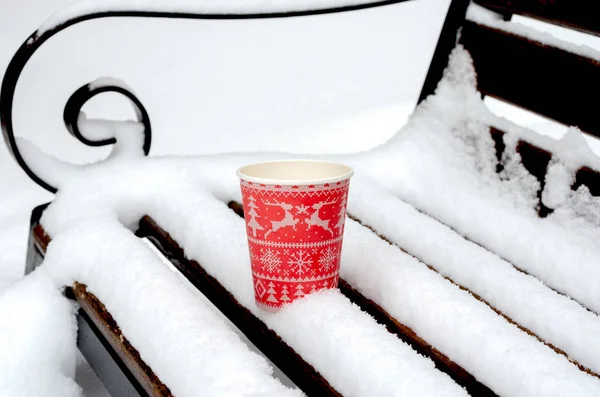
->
[87, 76, 133, 91]
[31, 134, 600, 396]
[37, 156, 468, 397]
[42, 217, 303, 397]
[466, 3, 600, 61]
[356, 45, 600, 315]
[340, 218, 600, 397]
[346, 175, 600, 377]
[0, 268, 81, 397]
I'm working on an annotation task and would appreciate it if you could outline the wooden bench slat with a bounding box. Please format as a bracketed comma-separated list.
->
[473, 0, 600, 37]
[575, 166, 600, 196]
[32, 224, 172, 397]
[77, 308, 147, 397]
[136, 216, 342, 397]
[490, 127, 600, 218]
[72, 284, 173, 397]
[460, 21, 600, 138]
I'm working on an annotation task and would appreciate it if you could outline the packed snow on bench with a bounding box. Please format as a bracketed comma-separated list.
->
[17, 38, 600, 397]
[41, 170, 469, 397]
[347, 175, 600, 377]
[41, 150, 600, 396]
[340, 217, 600, 397]
[353, 45, 600, 314]
[0, 268, 81, 397]
[43, 217, 303, 397]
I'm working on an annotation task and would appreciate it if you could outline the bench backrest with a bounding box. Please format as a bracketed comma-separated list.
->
[419, 0, 600, 215]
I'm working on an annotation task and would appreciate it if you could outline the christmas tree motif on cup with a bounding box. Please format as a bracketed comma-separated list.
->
[266, 282, 278, 304]
[305, 201, 336, 236]
[246, 196, 264, 237]
[264, 201, 299, 238]
[294, 284, 305, 299]
[280, 286, 291, 304]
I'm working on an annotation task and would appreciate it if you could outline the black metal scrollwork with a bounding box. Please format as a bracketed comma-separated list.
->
[0, 0, 412, 193]
[63, 82, 152, 154]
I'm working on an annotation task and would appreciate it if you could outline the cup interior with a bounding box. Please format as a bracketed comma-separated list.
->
[237, 160, 353, 185]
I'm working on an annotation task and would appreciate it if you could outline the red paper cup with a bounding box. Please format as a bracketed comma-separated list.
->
[237, 160, 353, 312]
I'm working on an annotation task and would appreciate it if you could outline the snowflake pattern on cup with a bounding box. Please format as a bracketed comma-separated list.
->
[240, 179, 350, 311]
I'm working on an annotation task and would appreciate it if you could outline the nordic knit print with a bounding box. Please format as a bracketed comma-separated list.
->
[240, 179, 350, 311]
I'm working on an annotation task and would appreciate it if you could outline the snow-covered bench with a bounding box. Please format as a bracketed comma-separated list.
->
[2, 0, 600, 396]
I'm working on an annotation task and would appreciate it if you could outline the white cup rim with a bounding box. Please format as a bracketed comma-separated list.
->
[237, 159, 353, 185]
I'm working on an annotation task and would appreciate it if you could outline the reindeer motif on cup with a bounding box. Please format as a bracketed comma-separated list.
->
[305, 201, 336, 236]
[264, 201, 299, 237]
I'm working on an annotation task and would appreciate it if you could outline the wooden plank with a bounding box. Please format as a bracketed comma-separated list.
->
[76, 306, 145, 397]
[226, 201, 498, 396]
[136, 216, 342, 397]
[574, 166, 600, 196]
[32, 224, 172, 397]
[490, 127, 600, 209]
[473, 0, 600, 37]
[73, 283, 173, 396]
[460, 21, 600, 138]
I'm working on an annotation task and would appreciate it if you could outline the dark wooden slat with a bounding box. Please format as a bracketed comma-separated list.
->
[73, 283, 173, 396]
[32, 223, 173, 397]
[490, 128, 600, 205]
[76, 303, 145, 397]
[574, 166, 600, 196]
[226, 201, 498, 397]
[474, 0, 600, 37]
[460, 21, 600, 138]
[514, 135, 553, 217]
[136, 216, 342, 397]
